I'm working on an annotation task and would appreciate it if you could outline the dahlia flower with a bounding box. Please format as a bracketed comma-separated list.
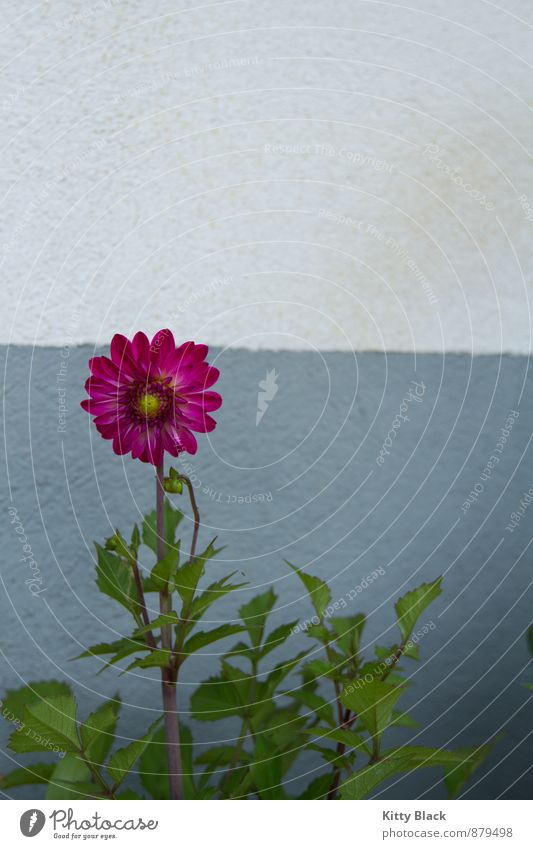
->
[81, 329, 221, 465]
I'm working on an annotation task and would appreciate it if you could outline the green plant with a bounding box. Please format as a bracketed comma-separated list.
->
[0, 480, 492, 799]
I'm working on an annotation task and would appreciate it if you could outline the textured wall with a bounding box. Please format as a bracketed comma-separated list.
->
[1, 0, 532, 352]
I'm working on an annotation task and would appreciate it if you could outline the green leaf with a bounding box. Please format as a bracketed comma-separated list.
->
[183, 624, 245, 655]
[127, 649, 173, 670]
[390, 709, 420, 729]
[395, 578, 442, 642]
[133, 614, 180, 637]
[249, 736, 285, 799]
[196, 746, 250, 766]
[139, 728, 170, 799]
[0, 762, 55, 790]
[130, 523, 141, 554]
[2, 681, 73, 724]
[190, 676, 246, 722]
[45, 753, 98, 800]
[286, 685, 335, 726]
[340, 679, 406, 743]
[239, 588, 276, 648]
[287, 562, 331, 619]
[259, 622, 299, 657]
[106, 720, 160, 788]
[443, 743, 494, 798]
[340, 744, 490, 800]
[299, 774, 331, 799]
[80, 696, 121, 765]
[148, 546, 180, 592]
[527, 625, 533, 658]
[175, 539, 221, 607]
[190, 573, 248, 624]
[303, 726, 368, 752]
[142, 503, 183, 553]
[9, 695, 80, 754]
[95, 544, 138, 613]
[329, 614, 366, 658]
[265, 650, 311, 695]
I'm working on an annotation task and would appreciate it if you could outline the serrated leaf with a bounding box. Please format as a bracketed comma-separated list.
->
[142, 503, 183, 553]
[395, 578, 442, 642]
[443, 743, 494, 798]
[286, 686, 336, 726]
[80, 696, 121, 765]
[303, 726, 367, 751]
[340, 679, 406, 743]
[133, 613, 180, 638]
[190, 676, 246, 722]
[340, 744, 489, 800]
[329, 614, 366, 658]
[2, 681, 73, 724]
[127, 649, 173, 670]
[390, 709, 419, 729]
[195, 746, 250, 766]
[259, 622, 299, 657]
[175, 539, 221, 607]
[239, 588, 276, 647]
[106, 720, 160, 788]
[9, 695, 79, 754]
[299, 774, 332, 799]
[183, 624, 245, 655]
[45, 753, 94, 800]
[265, 650, 310, 694]
[287, 562, 331, 619]
[0, 762, 55, 789]
[95, 544, 138, 613]
[139, 724, 195, 799]
[249, 736, 285, 799]
[190, 573, 248, 623]
[149, 546, 180, 591]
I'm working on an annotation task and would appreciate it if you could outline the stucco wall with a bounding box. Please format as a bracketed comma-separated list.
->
[1, 0, 532, 352]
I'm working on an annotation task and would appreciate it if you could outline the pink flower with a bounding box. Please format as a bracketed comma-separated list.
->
[81, 329, 222, 465]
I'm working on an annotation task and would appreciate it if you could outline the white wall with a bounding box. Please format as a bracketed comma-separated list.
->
[1, 0, 532, 352]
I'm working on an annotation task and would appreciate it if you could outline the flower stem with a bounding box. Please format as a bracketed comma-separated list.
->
[178, 474, 200, 559]
[156, 462, 183, 800]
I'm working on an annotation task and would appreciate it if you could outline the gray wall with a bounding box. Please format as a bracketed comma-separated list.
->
[1, 345, 532, 798]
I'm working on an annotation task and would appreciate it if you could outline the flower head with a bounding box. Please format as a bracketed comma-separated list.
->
[81, 329, 222, 465]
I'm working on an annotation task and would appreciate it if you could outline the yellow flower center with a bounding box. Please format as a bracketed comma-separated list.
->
[137, 392, 161, 419]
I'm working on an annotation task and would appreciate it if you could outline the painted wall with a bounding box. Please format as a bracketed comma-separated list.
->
[1, 0, 532, 800]
[1, 0, 532, 352]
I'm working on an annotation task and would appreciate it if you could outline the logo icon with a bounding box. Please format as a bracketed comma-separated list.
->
[20, 809, 46, 837]
[256, 369, 279, 426]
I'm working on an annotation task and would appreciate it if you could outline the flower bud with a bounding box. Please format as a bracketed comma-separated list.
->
[163, 476, 183, 494]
